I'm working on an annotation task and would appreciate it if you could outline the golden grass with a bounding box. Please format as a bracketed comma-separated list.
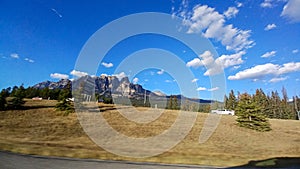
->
[0, 99, 299, 167]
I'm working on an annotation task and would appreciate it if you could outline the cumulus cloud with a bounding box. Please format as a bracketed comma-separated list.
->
[261, 0, 273, 8]
[178, 4, 254, 51]
[281, 0, 300, 23]
[186, 50, 214, 68]
[264, 24, 277, 31]
[224, 7, 239, 19]
[132, 77, 139, 84]
[114, 72, 127, 80]
[50, 73, 69, 79]
[261, 51, 276, 58]
[187, 50, 245, 76]
[228, 62, 300, 81]
[269, 77, 287, 83]
[24, 58, 34, 63]
[191, 78, 198, 83]
[10, 53, 19, 59]
[208, 87, 219, 91]
[197, 87, 207, 91]
[157, 69, 165, 75]
[70, 70, 88, 77]
[292, 49, 299, 54]
[215, 51, 245, 68]
[101, 62, 113, 68]
[196, 86, 219, 91]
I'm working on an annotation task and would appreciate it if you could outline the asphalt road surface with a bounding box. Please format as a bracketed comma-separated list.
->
[0, 151, 221, 169]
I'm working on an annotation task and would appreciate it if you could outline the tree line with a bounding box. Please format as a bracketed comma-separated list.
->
[0, 84, 72, 111]
[224, 87, 299, 120]
[224, 87, 299, 132]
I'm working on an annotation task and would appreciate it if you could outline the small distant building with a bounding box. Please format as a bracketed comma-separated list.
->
[66, 98, 74, 102]
[32, 97, 43, 100]
[211, 109, 235, 115]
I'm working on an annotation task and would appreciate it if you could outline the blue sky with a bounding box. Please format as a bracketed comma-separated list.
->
[1, 0, 300, 100]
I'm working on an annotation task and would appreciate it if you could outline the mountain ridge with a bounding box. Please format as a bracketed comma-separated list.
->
[32, 75, 213, 104]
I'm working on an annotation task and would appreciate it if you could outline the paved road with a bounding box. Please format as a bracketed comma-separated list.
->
[0, 151, 221, 169]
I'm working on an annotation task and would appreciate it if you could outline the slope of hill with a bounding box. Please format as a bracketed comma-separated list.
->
[0, 99, 299, 167]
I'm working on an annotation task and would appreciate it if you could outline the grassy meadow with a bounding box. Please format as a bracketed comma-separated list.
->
[0, 99, 299, 167]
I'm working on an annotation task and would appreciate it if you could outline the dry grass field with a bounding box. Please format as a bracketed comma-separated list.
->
[0, 99, 299, 167]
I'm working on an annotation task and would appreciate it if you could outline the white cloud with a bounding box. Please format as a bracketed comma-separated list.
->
[215, 51, 245, 68]
[197, 87, 207, 91]
[264, 23, 277, 31]
[51, 8, 62, 18]
[228, 62, 300, 80]
[186, 58, 202, 67]
[292, 49, 299, 54]
[50, 73, 69, 79]
[208, 87, 220, 91]
[261, 0, 273, 8]
[191, 78, 198, 83]
[180, 4, 254, 51]
[132, 77, 139, 84]
[186, 50, 214, 68]
[236, 2, 243, 8]
[196, 86, 219, 91]
[261, 51, 277, 58]
[70, 70, 88, 77]
[269, 77, 287, 83]
[281, 0, 300, 23]
[224, 7, 239, 19]
[187, 50, 245, 76]
[157, 69, 165, 75]
[233, 65, 241, 69]
[101, 62, 113, 68]
[165, 80, 172, 83]
[10, 53, 19, 59]
[24, 58, 34, 63]
[114, 72, 127, 80]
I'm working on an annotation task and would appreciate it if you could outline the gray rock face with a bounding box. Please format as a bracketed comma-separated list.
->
[33, 79, 71, 90]
[33, 75, 152, 98]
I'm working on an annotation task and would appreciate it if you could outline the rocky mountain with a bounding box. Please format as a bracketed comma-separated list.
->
[33, 79, 71, 90]
[33, 75, 152, 99]
[32, 75, 213, 103]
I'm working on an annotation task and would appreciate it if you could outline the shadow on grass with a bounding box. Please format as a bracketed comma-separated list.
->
[227, 157, 300, 168]
[23, 105, 56, 110]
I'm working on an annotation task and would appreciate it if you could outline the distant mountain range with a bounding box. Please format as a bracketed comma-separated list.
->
[33, 75, 213, 104]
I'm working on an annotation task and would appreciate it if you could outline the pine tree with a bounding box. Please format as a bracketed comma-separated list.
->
[0, 92, 6, 110]
[7, 85, 25, 109]
[173, 95, 179, 110]
[235, 93, 271, 132]
[167, 95, 173, 109]
[55, 83, 74, 115]
[226, 90, 237, 110]
[224, 95, 229, 109]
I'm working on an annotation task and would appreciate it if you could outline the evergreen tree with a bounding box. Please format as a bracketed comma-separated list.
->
[224, 95, 229, 109]
[167, 95, 173, 109]
[253, 89, 268, 116]
[7, 85, 25, 109]
[55, 83, 74, 115]
[226, 90, 237, 110]
[293, 96, 300, 120]
[235, 93, 271, 132]
[0, 92, 6, 110]
[173, 95, 179, 110]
